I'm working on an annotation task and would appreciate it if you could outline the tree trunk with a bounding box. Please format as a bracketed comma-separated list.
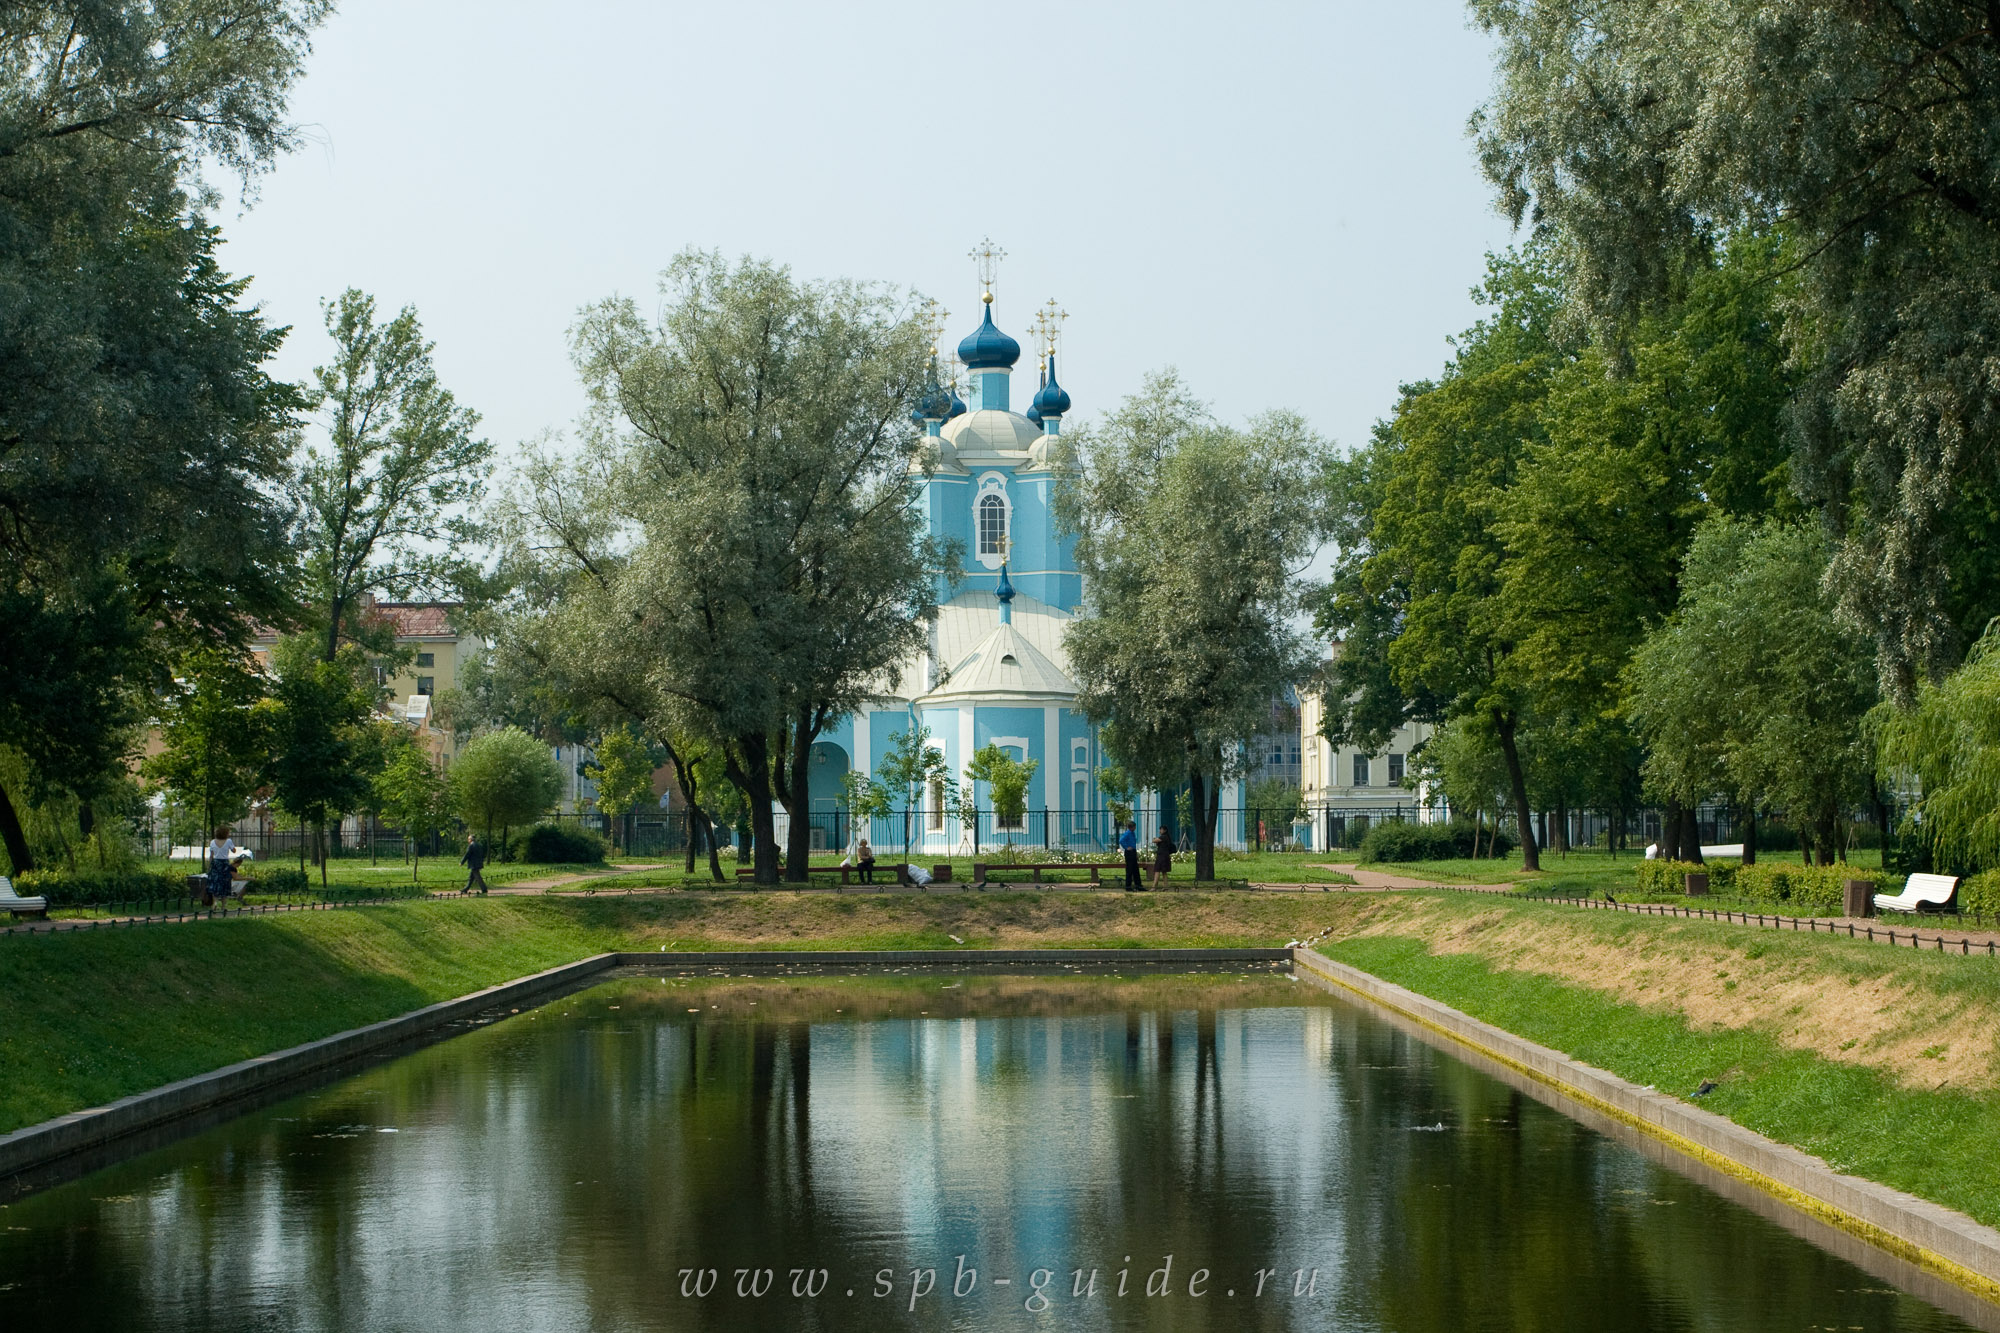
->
[1491, 708, 1540, 872]
[684, 809, 698, 873]
[0, 783, 34, 874]
[728, 734, 781, 885]
[1741, 805, 1757, 867]
[781, 708, 816, 883]
[1551, 797, 1570, 856]
[704, 811, 725, 882]
[1190, 768, 1215, 882]
[1680, 805, 1704, 865]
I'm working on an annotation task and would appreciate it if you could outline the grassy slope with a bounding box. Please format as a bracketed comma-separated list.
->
[0, 891, 1341, 1134]
[1316, 892, 2000, 1227]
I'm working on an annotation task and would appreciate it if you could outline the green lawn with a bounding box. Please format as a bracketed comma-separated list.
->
[1318, 891, 2000, 1228]
[1350, 847, 1887, 902]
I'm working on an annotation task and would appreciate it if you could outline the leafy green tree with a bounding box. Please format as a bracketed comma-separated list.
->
[840, 769, 892, 859]
[1320, 253, 1568, 870]
[291, 290, 492, 662]
[1473, 0, 2000, 695]
[585, 726, 656, 853]
[965, 745, 1039, 851]
[1416, 718, 1514, 857]
[1094, 762, 1137, 831]
[563, 251, 955, 883]
[374, 737, 453, 881]
[1879, 622, 2000, 873]
[449, 727, 563, 853]
[875, 722, 949, 867]
[1058, 372, 1331, 880]
[0, 2, 326, 869]
[258, 640, 378, 885]
[1630, 519, 1878, 866]
[1245, 777, 1303, 841]
[141, 647, 269, 839]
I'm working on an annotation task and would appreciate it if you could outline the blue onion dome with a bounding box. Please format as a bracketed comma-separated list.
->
[1025, 401, 1043, 427]
[946, 390, 967, 420]
[1032, 355, 1071, 417]
[957, 304, 1021, 370]
[917, 381, 952, 420]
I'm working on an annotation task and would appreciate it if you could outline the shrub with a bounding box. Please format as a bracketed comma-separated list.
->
[14, 867, 183, 906]
[1633, 859, 1737, 896]
[1961, 870, 2000, 918]
[508, 822, 606, 865]
[1357, 819, 1511, 863]
[253, 866, 310, 896]
[1734, 862, 1891, 914]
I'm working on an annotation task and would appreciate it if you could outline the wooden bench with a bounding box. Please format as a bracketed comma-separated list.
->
[971, 861, 1125, 885]
[1874, 872, 1960, 914]
[0, 877, 47, 919]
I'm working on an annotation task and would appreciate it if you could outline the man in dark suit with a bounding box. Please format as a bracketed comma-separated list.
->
[460, 833, 489, 895]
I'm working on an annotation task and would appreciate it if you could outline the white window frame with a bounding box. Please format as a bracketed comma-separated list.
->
[974, 473, 1011, 569]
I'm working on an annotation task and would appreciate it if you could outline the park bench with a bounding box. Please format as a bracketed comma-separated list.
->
[0, 876, 47, 919]
[1873, 872, 1960, 915]
[971, 861, 1125, 885]
[731, 864, 954, 886]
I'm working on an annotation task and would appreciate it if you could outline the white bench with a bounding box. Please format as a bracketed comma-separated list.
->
[0, 876, 48, 919]
[1874, 872, 1959, 914]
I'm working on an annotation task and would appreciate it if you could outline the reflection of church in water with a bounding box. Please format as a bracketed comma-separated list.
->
[808, 246, 1240, 852]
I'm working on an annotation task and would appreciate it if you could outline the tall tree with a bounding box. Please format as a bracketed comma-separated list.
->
[374, 734, 453, 881]
[141, 647, 269, 839]
[1630, 519, 1878, 866]
[1473, 0, 2000, 696]
[258, 640, 378, 885]
[448, 726, 562, 852]
[1058, 372, 1330, 881]
[291, 290, 492, 661]
[566, 251, 954, 884]
[584, 726, 656, 854]
[0, 1, 326, 869]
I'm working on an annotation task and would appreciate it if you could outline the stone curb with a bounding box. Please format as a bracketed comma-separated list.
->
[0, 952, 622, 1185]
[617, 948, 1291, 966]
[1292, 946, 2000, 1301]
[0, 948, 1287, 1191]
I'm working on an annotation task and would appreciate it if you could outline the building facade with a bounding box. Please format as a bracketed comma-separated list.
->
[1298, 657, 1439, 849]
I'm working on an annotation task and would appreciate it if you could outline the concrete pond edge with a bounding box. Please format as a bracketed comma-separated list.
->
[0, 947, 1287, 1192]
[1292, 945, 2000, 1305]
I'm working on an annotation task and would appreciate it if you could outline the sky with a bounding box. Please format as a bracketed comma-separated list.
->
[219, 1, 1519, 462]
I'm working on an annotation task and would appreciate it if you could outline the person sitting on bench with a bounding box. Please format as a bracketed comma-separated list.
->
[857, 837, 876, 884]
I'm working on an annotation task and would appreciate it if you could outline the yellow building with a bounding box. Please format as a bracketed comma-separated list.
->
[1298, 646, 1438, 850]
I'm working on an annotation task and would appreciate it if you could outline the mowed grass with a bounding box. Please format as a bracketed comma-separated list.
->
[0, 891, 1341, 1134]
[1317, 891, 2000, 1227]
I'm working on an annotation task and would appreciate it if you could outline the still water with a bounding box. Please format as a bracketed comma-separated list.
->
[0, 966, 1988, 1332]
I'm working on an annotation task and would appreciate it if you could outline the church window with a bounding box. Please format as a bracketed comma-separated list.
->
[928, 779, 944, 831]
[1352, 754, 1370, 787]
[977, 493, 1007, 557]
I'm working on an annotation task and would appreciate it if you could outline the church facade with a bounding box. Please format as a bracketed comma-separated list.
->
[804, 262, 1238, 855]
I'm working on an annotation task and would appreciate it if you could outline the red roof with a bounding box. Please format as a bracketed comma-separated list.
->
[368, 603, 457, 638]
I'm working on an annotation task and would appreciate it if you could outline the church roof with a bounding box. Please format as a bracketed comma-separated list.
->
[942, 408, 1042, 459]
[925, 619, 1075, 703]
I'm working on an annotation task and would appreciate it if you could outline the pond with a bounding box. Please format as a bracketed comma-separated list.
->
[0, 964, 1989, 1331]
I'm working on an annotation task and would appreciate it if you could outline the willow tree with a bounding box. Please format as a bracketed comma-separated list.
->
[0, 1, 327, 870]
[565, 252, 954, 884]
[1057, 372, 1330, 881]
[1473, 0, 2000, 696]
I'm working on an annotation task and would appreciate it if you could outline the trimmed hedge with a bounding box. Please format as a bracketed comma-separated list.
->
[1736, 863, 1891, 914]
[1357, 820, 1512, 863]
[506, 823, 606, 865]
[14, 864, 316, 907]
[1959, 870, 2000, 918]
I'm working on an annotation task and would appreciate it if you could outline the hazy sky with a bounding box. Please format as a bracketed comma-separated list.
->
[220, 1, 1518, 461]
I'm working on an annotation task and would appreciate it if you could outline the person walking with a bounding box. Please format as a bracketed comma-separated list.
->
[460, 832, 489, 895]
[857, 837, 876, 885]
[1119, 821, 1142, 891]
[1150, 825, 1177, 891]
[205, 826, 238, 907]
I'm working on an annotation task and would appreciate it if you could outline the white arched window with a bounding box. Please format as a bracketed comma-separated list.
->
[977, 494, 1007, 557]
[973, 473, 1011, 569]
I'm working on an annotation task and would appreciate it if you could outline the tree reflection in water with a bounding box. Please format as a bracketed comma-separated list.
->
[0, 969, 1984, 1332]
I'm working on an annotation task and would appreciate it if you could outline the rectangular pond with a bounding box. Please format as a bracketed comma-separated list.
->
[0, 963, 1990, 1331]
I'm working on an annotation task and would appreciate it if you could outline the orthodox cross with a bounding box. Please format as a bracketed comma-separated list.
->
[969, 237, 1006, 303]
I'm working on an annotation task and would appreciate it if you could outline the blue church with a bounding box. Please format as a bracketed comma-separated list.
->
[805, 252, 1136, 855]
